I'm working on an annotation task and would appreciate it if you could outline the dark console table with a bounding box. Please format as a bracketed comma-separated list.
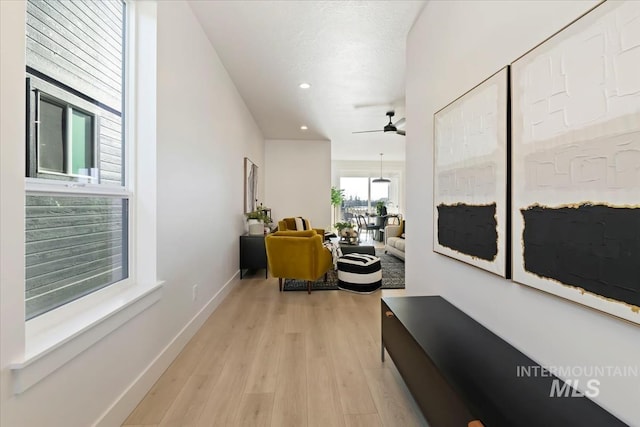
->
[381, 296, 625, 427]
[239, 234, 267, 279]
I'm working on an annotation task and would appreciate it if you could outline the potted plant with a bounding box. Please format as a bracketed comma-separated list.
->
[334, 221, 358, 243]
[245, 210, 270, 235]
[376, 201, 386, 216]
[331, 186, 345, 225]
[334, 221, 352, 232]
[331, 187, 345, 207]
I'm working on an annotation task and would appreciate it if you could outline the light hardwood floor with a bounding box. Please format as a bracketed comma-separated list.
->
[123, 255, 425, 426]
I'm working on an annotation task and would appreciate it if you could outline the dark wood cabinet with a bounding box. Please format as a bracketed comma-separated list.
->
[381, 298, 473, 427]
[239, 234, 267, 279]
[381, 296, 625, 427]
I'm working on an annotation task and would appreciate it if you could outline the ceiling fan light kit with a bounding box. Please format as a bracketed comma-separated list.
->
[373, 153, 391, 183]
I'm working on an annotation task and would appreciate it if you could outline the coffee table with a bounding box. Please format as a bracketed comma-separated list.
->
[339, 242, 375, 256]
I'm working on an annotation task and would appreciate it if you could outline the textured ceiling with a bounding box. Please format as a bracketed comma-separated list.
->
[188, 0, 425, 161]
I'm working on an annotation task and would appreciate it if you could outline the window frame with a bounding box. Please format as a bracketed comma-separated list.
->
[36, 93, 97, 178]
[10, 0, 163, 396]
[339, 173, 401, 216]
[26, 73, 111, 183]
[24, 0, 131, 320]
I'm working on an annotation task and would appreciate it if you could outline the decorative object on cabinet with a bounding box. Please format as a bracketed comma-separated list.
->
[245, 209, 270, 235]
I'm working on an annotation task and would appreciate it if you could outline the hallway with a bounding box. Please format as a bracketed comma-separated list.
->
[123, 278, 425, 426]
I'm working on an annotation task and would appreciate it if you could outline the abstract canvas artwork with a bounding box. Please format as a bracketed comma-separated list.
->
[511, 0, 640, 323]
[244, 157, 258, 213]
[433, 67, 510, 277]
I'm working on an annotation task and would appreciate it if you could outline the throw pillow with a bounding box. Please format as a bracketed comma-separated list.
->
[294, 217, 310, 231]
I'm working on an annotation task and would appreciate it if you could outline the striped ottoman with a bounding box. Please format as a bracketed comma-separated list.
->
[337, 253, 382, 293]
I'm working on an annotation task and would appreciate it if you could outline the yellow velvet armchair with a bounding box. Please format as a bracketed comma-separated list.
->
[264, 230, 333, 294]
[278, 217, 324, 239]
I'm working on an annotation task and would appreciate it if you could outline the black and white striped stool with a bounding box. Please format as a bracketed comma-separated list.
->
[337, 253, 382, 293]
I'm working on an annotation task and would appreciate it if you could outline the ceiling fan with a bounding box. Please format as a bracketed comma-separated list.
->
[353, 111, 406, 136]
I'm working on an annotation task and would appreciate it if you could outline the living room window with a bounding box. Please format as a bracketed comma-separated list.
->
[340, 175, 401, 220]
[24, 0, 128, 319]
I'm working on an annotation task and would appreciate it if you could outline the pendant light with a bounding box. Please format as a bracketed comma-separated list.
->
[372, 153, 391, 183]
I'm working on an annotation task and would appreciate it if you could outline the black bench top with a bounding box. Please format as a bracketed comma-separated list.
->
[383, 296, 626, 427]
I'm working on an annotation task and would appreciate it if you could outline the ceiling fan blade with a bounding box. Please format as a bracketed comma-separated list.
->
[396, 129, 406, 136]
[393, 117, 406, 127]
[353, 102, 394, 109]
[352, 111, 405, 135]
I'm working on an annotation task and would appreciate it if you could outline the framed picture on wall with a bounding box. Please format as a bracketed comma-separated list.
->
[433, 66, 510, 278]
[244, 157, 258, 213]
[511, 0, 640, 323]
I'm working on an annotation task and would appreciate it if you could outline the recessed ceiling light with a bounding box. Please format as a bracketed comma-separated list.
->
[299, 83, 311, 89]
[300, 125, 308, 130]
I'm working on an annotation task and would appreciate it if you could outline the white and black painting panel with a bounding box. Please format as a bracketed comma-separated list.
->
[434, 67, 509, 277]
[511, 0, 640, 323]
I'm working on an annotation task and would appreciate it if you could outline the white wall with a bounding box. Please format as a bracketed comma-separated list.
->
[0, 1, 264, 425]
[156, 0, 264, 325]
[265, 139, 331, 229]
[1, 1, 27, 424]
[406, 1, 640, 424]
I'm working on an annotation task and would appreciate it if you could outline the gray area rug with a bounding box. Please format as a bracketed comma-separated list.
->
[283, 249, 404, 291]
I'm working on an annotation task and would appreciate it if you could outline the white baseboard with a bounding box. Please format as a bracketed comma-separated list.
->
[93, 271, 240, 427]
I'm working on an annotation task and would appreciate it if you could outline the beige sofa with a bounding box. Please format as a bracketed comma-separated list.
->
[384, 224, 405, 260]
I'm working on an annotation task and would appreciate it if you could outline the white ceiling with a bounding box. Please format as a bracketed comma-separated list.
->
[188, 0, 425, 161]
